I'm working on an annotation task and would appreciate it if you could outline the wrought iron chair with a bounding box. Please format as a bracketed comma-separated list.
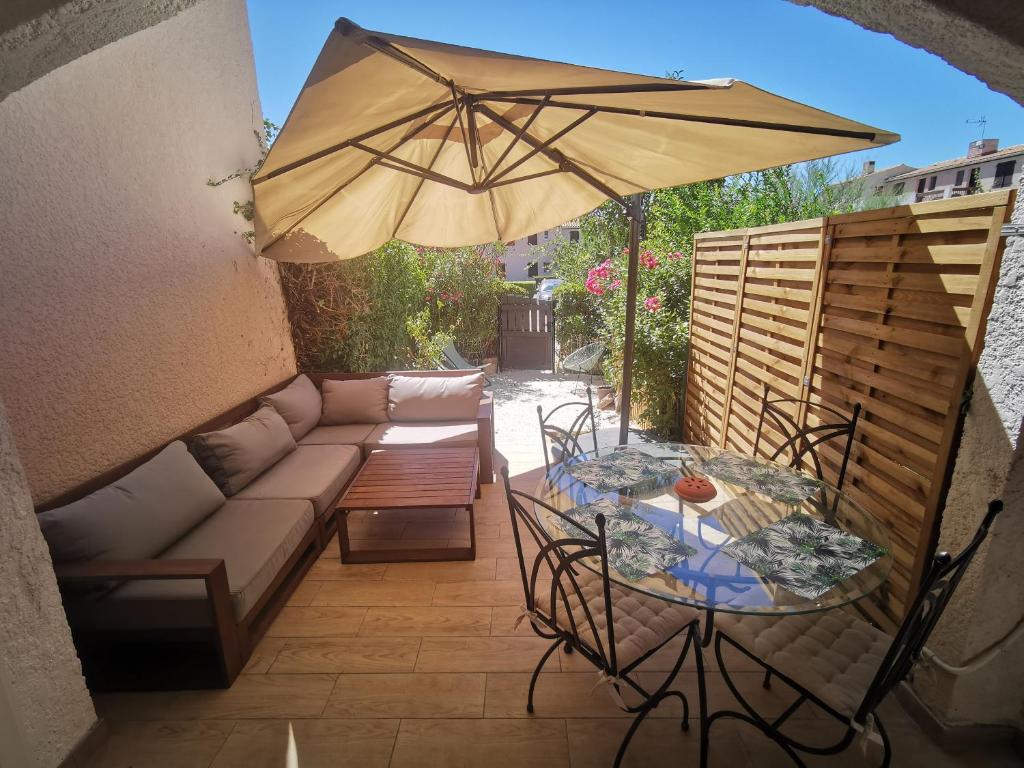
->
[562, 341, 606, 392]
[501, 468, 706, 767]
[753, 386, 861, 492]
[702, 498, 1004, 768]
[537, 387, 599, 472]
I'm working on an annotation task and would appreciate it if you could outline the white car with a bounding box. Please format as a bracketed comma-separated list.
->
[533, 278, 563, 301]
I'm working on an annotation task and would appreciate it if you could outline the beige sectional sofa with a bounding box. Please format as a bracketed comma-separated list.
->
[36, 369, 493, 690]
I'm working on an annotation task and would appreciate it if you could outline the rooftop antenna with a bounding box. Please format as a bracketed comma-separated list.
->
[966, 116, 987, 140]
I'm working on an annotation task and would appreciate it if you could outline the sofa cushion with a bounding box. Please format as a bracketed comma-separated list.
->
[364, 421, 478, 456]
[234, 444, 361, 517]
[188, 406, 296, 496]
[260, 374, 321, 441]
[321, 377, 388, 425]
[37, 441, 224, 564]
[92, 498, 315, 626]
[298, 424, 376, 446]
[387, 373, 484, 422]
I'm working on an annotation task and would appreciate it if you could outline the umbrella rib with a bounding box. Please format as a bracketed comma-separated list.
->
[487, 109, 597, 186]
[391, 111, 460, 239]
[255, 100, 454, 185]
[476, 102, 628, 207]
[374, 160, 475, 192]
[479, 96, 880, 141]
[482, 96, 549, 186]
[450, 86, 477, 186]
[480, 83, 713, 98]
[488, 168, 565, 188]
[262, 103, 455, 251]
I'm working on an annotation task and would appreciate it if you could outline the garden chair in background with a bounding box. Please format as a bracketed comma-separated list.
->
[561, 341, 606, 393]
[537, 387, 598, 472]
[754, 385, 861, 493]
[439, 341, 492, 386]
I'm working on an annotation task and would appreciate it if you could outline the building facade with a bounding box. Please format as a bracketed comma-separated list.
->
[500, 219, 580, 281]
[852, 139, 1023, 207]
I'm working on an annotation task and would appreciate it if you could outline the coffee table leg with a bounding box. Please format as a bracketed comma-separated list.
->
[337, 509, 353, 564]
[467, 503, 477, 560]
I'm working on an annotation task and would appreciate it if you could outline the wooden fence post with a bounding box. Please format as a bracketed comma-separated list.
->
[718, 233, 750, 448]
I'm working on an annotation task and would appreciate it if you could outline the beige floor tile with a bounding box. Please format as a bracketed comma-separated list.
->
[209, 719, 399, 768]
[496, 557, 553, 581]
[311, 580, 435, 606]
[490, 606, 547, 636]
[346, 538, 452, 554]
[359, 606, 492, 636]
[402, 520, 492, 540]
[86, 720, 235, 768]
[140, 675, 337, 720]
[306, 557, 388, 581]
[286, 579, 323, 606]
[343, 519, 407, 539]
[269, 637, 421, 674]
[469, 536, 535, 559]
[92, 692, 183, 723]
[390, 718, 570, 768]
[323, 672, 486, 718]
[365, 508, 458, 524]
[265, 606, 367, 638]
[484, 673, 683, 720]
[242, 637, 288, 674]
[566, 717, 749, 768]
[415, 636, 560, 673]
[383, 558, 498, 582]
[432, 579, 524, 606]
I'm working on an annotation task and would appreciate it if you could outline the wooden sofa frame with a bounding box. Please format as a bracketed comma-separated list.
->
[38, 369, 495, 691]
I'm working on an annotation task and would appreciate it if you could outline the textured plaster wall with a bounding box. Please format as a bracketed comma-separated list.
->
[0, 0, 297, 503]
[912, 194, 1024, 728]
[0, 398, 96, 766]
[0, 0, 198, 102]
[791, 0, 1024, 104]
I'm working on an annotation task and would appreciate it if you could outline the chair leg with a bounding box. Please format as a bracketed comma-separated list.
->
[614, 700, 657, 768]
[526, 638, 561, 714]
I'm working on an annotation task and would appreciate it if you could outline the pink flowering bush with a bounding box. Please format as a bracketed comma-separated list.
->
[644, 295, 662, 313]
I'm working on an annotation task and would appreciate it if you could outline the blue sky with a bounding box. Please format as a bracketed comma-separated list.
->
[247, 0, 1022, 174]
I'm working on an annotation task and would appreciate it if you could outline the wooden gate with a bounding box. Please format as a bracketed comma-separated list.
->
[498, 297, 555, 370]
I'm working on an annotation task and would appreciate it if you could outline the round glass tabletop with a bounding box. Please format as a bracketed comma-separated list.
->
[532, 442, 893, 616]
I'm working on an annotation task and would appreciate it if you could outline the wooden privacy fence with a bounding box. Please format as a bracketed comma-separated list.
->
[683, 190, 1014, 626]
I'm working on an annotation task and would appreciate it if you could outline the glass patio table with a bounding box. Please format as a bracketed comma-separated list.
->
[532, 442, 893, 644]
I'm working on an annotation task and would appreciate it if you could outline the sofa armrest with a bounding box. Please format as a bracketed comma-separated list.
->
[477, 392, 495, 483]
[53, 557, 242, 684]
[53, 558, 226, 583]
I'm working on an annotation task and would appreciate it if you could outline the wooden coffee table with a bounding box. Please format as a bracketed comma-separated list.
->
[335, 447, 479, 563]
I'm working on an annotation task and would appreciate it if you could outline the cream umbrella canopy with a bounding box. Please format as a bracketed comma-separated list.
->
[253, 18, 898, 442]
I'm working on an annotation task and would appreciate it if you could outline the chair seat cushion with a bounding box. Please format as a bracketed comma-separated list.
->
[234, 444, 361, 517]
[81, 499, 314, 627]
[364, 421, 477, 456]
[537, 568, 700, 670]
[716, 610, 891, 717]
[298, 424, 377, 446]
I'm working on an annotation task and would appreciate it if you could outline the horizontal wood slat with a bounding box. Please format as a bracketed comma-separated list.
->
[684, 191, 1014, 627]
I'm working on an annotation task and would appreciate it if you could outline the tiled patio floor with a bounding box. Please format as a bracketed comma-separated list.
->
[86, 374, 1020, 766]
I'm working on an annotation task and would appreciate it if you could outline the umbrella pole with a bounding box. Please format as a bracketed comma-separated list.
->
[618, 195, 643, 445]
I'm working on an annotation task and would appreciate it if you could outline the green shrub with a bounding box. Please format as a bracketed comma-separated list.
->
[421, 246, 507, 363]
[504, 281, 535, 294]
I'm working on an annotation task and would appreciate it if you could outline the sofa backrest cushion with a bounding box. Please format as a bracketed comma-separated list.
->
[188, 406, 296, 496]
[37, 441, 225, 563]
[260, 374, 321, 440]
[321, 377, 389, 425]
[387, 373, 485, 422]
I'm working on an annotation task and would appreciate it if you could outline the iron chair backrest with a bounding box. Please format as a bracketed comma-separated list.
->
[753, 385, 861, 491]
[501, 467, 623, 675]
[855, 498, 1003, 722]
[537, 387, 599, 472]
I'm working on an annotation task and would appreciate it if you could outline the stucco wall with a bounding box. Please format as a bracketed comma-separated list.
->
[0, 0, 297, 503]
[0, 397, 96, 766]
[912, 193, 1024, 728]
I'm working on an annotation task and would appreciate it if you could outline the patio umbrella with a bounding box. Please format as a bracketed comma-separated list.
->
[253, 18, 898, 443]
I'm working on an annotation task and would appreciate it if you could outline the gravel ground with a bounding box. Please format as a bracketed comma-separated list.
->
[490, 369, 629, 476]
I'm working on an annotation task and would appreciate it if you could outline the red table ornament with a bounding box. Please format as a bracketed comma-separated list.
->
[674, 476, 717, 503]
